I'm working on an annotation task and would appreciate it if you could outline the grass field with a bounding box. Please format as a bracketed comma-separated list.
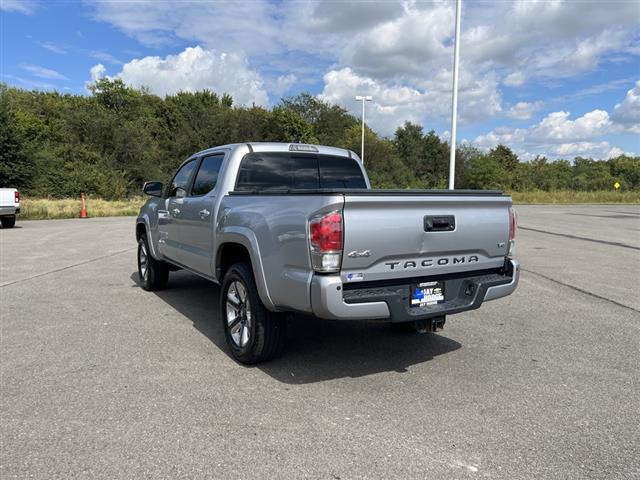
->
[17, 191, 639, 220]
[509, 190, 640, 204]
[20, 197, 147, 220]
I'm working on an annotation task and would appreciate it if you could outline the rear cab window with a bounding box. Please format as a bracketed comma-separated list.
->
[235, 152, 367, 191]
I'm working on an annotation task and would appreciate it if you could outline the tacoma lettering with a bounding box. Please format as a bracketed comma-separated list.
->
[386, 255, 481, 270]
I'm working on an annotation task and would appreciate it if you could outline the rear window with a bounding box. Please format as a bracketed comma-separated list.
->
[235, 152, 367, 191]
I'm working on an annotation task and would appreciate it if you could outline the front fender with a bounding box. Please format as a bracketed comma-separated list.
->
[215, 227, 276, 311]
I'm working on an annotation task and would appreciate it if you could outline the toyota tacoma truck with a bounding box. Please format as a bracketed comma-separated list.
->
[136, 143, 519, 363]
[0, 188, 20, 228]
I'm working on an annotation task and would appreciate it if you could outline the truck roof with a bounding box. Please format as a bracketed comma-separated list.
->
[192, 142, 360, 162]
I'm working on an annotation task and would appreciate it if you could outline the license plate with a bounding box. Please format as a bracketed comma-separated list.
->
[411, 281, 445, 307]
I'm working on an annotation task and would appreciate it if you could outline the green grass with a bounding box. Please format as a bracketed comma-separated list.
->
[18, 190, 639, 220]
[510, 190, 640, 204]
[20, 197, 147, 220]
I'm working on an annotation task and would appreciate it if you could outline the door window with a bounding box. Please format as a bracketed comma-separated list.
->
[192, 154, 225, 196]
[168, 160, 197, 197]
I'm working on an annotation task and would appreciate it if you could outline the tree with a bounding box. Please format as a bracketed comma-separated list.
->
[2, 82, 639, 198]
[0, 87, 34, 188]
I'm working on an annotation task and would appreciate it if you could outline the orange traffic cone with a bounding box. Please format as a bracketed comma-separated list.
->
[80, 192, 87, 218]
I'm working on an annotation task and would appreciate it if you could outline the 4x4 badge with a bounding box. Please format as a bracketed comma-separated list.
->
[347, 250, 371, 258]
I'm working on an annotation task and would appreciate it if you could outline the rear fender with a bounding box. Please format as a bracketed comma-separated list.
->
[215, 228, 275, 311]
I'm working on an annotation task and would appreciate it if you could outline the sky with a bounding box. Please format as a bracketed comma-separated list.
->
[1, 0, 639, 160]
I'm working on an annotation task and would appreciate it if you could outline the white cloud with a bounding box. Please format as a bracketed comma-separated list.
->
[40, 42, 67, 54]
[504, 71, 525, 87]
[98, 46, 268, 106]
[272, 74, 297, 96]
[91, 51, 122, 65]
[87, 1, 279, 54]
[20, 63, 67, 80]
[84, 63, 106, 92]
[85, 0, 640, 131]
[1, 0, 38, 14]
[611, 80, 640, 134]
[319, 67, 502, 136]
[301, 0, 404, 34]
[551, 142, 624, 159]
[1, 74, 54, 90]
[340, 4, 453, 78]
[319, 68, 429, 135]
[474, 108, 630, 159]
[528, 110, 611, 143]
[89, 64, 106, 82]
[507, 101, 543, 120]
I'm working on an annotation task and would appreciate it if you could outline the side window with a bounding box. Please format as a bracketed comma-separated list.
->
[192, 154, 225, 196]
[168, 160, 197, 197]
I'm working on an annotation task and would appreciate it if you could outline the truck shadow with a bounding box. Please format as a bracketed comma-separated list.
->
[131, 270, 461, 384]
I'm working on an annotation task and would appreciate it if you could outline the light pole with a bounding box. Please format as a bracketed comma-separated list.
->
[448, 0, 462, 190]
[355, 95, 372, 163]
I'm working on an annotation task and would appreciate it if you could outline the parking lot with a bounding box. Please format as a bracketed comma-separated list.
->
[1, 205, 639, 479]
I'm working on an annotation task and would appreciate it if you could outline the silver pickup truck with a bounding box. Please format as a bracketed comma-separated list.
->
[136, 142, 519, 363]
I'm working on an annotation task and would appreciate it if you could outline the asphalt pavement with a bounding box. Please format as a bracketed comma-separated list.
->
[1, 205, 639, 479]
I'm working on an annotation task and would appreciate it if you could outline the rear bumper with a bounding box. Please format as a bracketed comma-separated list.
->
[310, 259, 519, 321]
[0, 206, 18, 216]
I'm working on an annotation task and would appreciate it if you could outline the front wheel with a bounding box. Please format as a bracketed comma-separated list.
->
[137, 235, 169, 291]
[221, 262, 286, 364]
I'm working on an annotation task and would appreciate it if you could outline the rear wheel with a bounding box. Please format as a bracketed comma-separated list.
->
[1, 216, 16, 228]
[137, 235, 169, 291]
[221, 262, 286, 364]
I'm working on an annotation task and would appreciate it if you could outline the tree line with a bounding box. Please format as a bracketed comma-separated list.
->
[1, 79, 638, 198]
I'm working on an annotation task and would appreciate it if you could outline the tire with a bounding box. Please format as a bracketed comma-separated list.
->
[137, 235, 169, 291]
[1, 216, 16, 228]
[221, 262, 286, 364]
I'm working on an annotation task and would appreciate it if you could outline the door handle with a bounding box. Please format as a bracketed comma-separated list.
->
[199, 209, 211, 219]
[172, 208, 181, 216]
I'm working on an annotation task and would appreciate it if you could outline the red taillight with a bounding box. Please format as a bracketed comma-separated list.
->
[15, 191, 20, 203]
[310, 212, 342, 252]
[509, 207, 517, 241]
[309, 211, 343, 273]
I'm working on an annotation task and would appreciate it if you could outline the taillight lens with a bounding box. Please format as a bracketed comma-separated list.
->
[508, 207, 517, 256]
[15, 191, 20, 203]
[309, 211, 343, 272]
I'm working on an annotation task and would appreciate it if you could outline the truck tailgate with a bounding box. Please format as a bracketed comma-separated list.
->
[340, 193, 512, 283]
[0, 189, 16, 207]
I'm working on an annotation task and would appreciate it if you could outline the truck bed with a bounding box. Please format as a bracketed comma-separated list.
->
[229, 189, 505, 196]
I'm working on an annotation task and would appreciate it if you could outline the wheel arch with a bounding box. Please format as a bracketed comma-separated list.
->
[135, 218, 161, 260]
[215, 232, 275, 311]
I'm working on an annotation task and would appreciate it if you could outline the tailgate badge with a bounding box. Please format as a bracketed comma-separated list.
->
[347, 250, 371, 258]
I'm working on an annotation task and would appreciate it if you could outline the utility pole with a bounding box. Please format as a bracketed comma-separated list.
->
[355, 95, 372, 163]
[448, 0, 462, 190]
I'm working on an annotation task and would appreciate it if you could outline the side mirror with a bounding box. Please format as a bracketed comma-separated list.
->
[143, 181, 163, 197]
[174, 187, 187, 198]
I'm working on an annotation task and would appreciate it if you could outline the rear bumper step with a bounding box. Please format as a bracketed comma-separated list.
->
[311, 260, 519, 321]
